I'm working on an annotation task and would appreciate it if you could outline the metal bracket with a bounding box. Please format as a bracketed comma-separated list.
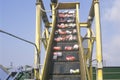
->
[97, 62, 103, 69]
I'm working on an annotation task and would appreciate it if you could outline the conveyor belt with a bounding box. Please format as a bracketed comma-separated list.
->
[47, 10, 81, 80]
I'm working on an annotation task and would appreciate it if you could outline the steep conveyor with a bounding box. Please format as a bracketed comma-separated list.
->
[42, 10, 82, 80]
[50, 10, 81, 80]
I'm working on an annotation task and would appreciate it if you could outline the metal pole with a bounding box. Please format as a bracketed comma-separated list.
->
[94, 0, 103, 80]
[87, 28, 93, 80]
[40, 3, 56, 80]
[76, 3, 87, 80]
[45, 28, 49, 45]
[34, 0, 42, 79]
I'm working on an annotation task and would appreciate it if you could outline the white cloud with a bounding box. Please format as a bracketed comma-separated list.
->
[100, 0, 120, 66]
[103, 0, 120, 22]
[103, 35, 120, 66]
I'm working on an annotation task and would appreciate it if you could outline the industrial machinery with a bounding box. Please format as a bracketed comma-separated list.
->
[3, 0, 103, 80]
[37, 0, 103, 80]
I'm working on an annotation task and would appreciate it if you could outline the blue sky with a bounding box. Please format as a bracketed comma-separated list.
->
[0, 0, 120, 68]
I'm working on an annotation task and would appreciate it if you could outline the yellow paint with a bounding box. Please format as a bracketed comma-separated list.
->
[87, 28, 93, 80]
[94, 0, 103, 80]
[37, 1, 103, 80]
[45, 28, 49, 44]
[76, 3, 88, 80]
[58, 2, 79, 9]
[34, 2, 42, 80]
[80, 22, 89, 28]
[40, 3, 56, 80]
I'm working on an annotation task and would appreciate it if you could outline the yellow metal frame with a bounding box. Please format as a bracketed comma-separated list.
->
[79, 22, 89, 28]
[76, 3, 87, 80]
[94, 0, 103, 80]
[34, 0, 103, 80]
[57, 2, 79, 9]
[34, 1, 42, 80]
[81, 0, 103, 80]
[40, 3, 57, 80]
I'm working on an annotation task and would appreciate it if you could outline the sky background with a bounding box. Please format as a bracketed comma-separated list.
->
[0, 0, 120, 68]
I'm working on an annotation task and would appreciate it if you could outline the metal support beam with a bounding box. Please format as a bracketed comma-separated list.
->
[58, 2, 80, 9]
[94, 0, 103, 80]
[76, 3, 87, 80]
[87, 28, 93, 80]
[46, 23, 52, 27]
[40, 0, 49, 25]
[36, 0, 49, 27]
[87, 0, 94, 28]
[45, 28, 49, 45]
[34, 1, 42, 80]
[40, 3, 56, 80]
[41, 30, 47, 50]
[80, 22, 89, 28]
[42, 39, 47, 50]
